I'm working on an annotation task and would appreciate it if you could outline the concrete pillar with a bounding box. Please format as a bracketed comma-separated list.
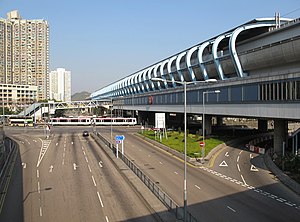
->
[274, 119, 288, 155]
[137, 113, 142, 125]
[258, 119, 268, 132]
[205, 115, 213, 135]
[216, 116, 223, 126]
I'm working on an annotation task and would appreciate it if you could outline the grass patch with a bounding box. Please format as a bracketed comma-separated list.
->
[139, 130, 225, 157]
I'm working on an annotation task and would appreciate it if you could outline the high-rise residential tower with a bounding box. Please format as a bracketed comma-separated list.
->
[0, 10, 49, 102]
[49, 68, 71, 102]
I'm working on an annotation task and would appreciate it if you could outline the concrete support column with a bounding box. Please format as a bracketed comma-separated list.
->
[274, 119, 288, 155]
[204, 115, 213, 135]
[216, 116, 223, 126]
[137, 113, 142, 125]
[258, 119, 268, 132]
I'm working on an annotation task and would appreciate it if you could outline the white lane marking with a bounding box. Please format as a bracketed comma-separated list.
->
[36, 139, 51, 167]
[40, 206, 43, 216]
[62, 159, 65, 165]
[83, 150, 86, 156]
[33, 139, 37, 143]
[225, 152, 229, 157]
[97, 191, 104, 207]
[63, 152, 65, 158]
[237, 156, 240, 162]
[237, 164, 241, 172]
[64, 144, 66, 147]
[56, 143, 58, 146]
[92, 176, 97, 186]
[174, 171, 178, 175]
[241, 174, 247, 185]
[195, 185, 201, 190]
[239, 150, 243, 155]
[49, 165, 53, 172]
[277, 198, 287, 203]
[105, 216, 109, 222]
[82, 146, 84, 150]
[250, 165, 259, 172]
[71, 142, 74, 145]
[85, 156, 89, 163]
[37, 169, 39, 178]
[227, 205, 236, 213]
[88, 164, 92, 172]
[219, 160, 228, 167]
[200, 166, 300, 210]
[99, 161, 103, 168]
[159, 161, 163, 165]
[38, 181, 41, 193]
[285, 202, 296, 207]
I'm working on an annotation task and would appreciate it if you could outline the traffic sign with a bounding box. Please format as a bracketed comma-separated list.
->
[115, 135, 125, 141]
[199, 141, 205, 147]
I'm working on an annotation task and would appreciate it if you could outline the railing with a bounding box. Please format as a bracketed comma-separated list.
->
[0, 138, 16, 183]
[0, 137, 18, 210]
[94, 132, 198, 222]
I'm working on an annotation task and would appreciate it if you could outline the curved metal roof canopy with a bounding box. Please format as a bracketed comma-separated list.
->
[90, 17, 292, 100]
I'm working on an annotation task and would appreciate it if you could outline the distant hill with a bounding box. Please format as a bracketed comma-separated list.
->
[71, 91, 91, 101]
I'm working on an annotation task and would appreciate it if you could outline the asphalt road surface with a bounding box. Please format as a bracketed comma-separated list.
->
[98, 125, 300, 222]
[1, 126, 170, 222]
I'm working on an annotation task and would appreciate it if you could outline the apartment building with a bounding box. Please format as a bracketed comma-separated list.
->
[0, 83, 37, 111]
[49, 68, 71, 102]
[0, 10, 49, 103]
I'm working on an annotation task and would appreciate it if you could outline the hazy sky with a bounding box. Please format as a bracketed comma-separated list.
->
[1, 1, 299, 94]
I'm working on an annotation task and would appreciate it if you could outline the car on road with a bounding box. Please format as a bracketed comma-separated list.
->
[82, 130, 89, 137]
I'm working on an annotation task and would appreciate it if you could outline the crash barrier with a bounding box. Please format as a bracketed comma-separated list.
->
[0, 138, 17, 187]
[0, 138, 18, 211]
[95, 132, 198, 222]
[245, 134, 273, 154]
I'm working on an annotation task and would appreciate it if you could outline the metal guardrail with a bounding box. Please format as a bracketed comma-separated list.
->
[0, 137, 18, 213]
[0, 138, 16, 184]
[94, 132, 198, 222]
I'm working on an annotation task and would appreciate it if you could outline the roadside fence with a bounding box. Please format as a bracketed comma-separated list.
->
[94, 132, 198, 222]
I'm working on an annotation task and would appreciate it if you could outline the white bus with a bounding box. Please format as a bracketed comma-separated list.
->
[8, 116, 34, 127]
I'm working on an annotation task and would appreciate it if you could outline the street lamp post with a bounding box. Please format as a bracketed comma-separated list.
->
[110, 98, 113, 148]
[202, 90, 220, 163]
[151, 77, 217, 222]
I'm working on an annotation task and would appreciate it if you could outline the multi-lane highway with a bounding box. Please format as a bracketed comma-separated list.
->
[98, 126, 300, 222]
[1, 127, 173, 222]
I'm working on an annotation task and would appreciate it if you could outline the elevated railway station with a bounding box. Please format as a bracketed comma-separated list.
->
[42, 16, 292, 155]
[90, 16, 300, 155]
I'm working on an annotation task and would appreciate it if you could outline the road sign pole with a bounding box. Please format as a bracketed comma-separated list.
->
[121, 140, 124, 155]
[199, 141, 205, 164]
[116, 143, 119, 158]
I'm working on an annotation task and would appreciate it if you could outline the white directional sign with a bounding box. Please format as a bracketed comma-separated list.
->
[155, 113, 166, 129]
[115, 135, 125, 141]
